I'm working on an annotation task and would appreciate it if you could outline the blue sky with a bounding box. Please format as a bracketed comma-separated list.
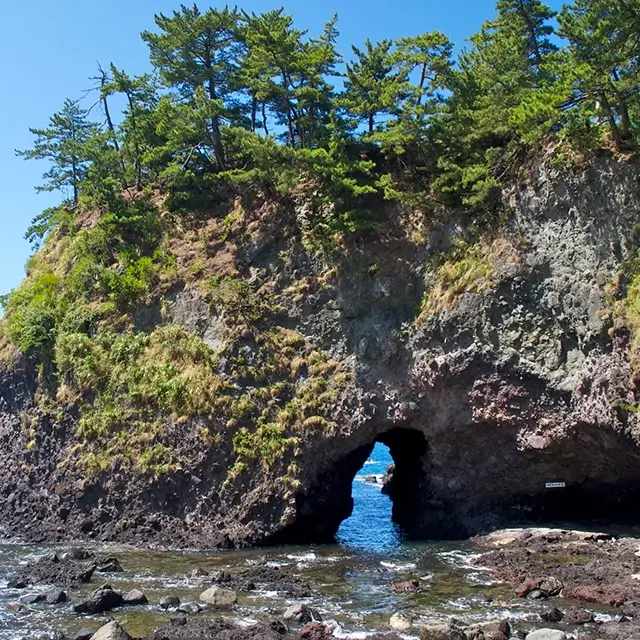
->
[0, 0, 563, 298]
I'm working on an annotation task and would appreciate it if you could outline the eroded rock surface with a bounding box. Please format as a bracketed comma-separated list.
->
[2, 156, 640, 547]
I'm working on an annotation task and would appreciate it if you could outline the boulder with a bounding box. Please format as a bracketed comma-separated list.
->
[123, 588, 148, 605]
[74, 588, 124, 614]
[419, 621, 466, 640]
[524, 631, 566, 640]
[516, 578, 563, 599]
[465, 619, 511, 639]
[389, 613, 413, 631]
[97, 558, 124, 573]
[45, 589, 68, 604]
[539, 608, 563, 623]
[300, 622, 333, 640]
[283, 603, 322, 623]
[199, 586, 238, 608]
[563, 608, 594, 625]
[73, 630, 98, 640]
[159, 595, 181, 609]
[90, 621, 132, 640]
[19, 593, 46, 605]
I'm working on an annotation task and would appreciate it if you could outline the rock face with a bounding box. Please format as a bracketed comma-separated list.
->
[2, 156, 640, 547]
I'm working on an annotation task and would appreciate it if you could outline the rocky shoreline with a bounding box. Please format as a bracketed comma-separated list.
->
[2, 527, 640, 640]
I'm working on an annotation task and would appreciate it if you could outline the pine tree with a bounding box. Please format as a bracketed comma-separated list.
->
[342, 39, 408, 135]
[16, 99, 98, 206]
[142, 5, 242, 170]
[559, 0, 639, 149]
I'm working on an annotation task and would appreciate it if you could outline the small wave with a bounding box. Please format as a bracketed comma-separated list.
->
[363, 460, 378, 465]
[380, 561, 416, 571]
[286, 552, 316, 562]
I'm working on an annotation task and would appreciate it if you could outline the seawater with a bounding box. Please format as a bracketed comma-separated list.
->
[0, 444, 558, 638]
[337, 442, 403, 551]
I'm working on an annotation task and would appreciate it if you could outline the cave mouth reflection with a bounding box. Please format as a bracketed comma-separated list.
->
[336, 442, 404, 550]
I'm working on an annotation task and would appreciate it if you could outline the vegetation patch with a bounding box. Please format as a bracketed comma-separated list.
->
[417, 238, 520, 319]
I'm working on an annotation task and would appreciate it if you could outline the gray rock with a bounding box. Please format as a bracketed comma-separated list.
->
[45, 589, 67, 604]
[419, 621, 465, 640]
[199, 586, 237, 608]
[89, 621, 132, 640]
[19, 593, 46, 605]
[159, 595, 181, 609]
[465, 619, 511, 639]
[389, 612, 413, 631]
[178, 602, 203, 615]
[525, 630, 566, 640]
[284, 603, 322, 624]
[123, 588, 148, 606]
[74, 589, 124, 614]
[539, 607, 563, 623]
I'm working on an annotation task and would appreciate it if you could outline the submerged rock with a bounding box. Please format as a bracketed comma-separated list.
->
[300, 622, 333, 640]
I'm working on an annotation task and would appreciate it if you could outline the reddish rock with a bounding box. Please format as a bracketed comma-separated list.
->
[390, 580, 420, 592]
[565, 584, 631, 606]
[300, 623, 333, 640]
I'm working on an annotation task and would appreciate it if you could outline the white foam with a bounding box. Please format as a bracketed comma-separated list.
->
[286, 552, 317, 562]
[380, 561, 416, 571]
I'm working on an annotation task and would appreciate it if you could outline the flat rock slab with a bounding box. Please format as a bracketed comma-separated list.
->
[525, 630, 566, 640]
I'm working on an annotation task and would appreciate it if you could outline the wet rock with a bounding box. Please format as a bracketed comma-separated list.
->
[19, 592, 46, 604]
[89, 621, 132, 640]
[8, 556, 96, 587]
[364, 476, 378, 484]
[212, 570, 233, 584]
[562, 608, 593, 625]
[539, 608, 563, 623]
[390, 579, 420, 592]
[178, 602, 203, 615]
[74, 588, 124, 614]
[63, 549, 94, 561]
[389, 613, 413, 631]
[565, 583, 631, 606]
[215, 565, 311, 597]
[524, 630, 566, 640]
[123, 588, 148, 605]
[283, 603, 322, 624]
[419, 621, 465, 640]
[465, 619, 511, 639]
[97, 557, 123, 573]
[147, 618, 285, 640]
[6, 603, 24, 612]
[189, 567, 210, 578]
[516, 577, 563, 599]
[300, 622, 333, 640]
[199, 585, 237, 608]
[45, 588, 68, 604]
[159, 595, 181, 609]
[6, 578, 27, 589]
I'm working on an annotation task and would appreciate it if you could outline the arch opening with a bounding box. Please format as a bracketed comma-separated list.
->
[269, 427, 430, 545]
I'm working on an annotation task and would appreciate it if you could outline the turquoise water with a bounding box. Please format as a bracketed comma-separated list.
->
[336, 443, 404, 551]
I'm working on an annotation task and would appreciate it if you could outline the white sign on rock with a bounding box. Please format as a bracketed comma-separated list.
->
[544, 482, 566, 489]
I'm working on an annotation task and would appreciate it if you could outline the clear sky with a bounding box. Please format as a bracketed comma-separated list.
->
[0, 0, 563, 299]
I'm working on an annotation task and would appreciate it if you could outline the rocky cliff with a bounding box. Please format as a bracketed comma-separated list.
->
[2, 154, 640, 548]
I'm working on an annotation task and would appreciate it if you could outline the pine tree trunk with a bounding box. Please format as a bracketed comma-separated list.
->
[251, 95, 257, 134]
[368, 113, 374, 134]
[599, 91, 623, 151]
[610, 73, 633, 142]
[262, 103, 270, 137]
